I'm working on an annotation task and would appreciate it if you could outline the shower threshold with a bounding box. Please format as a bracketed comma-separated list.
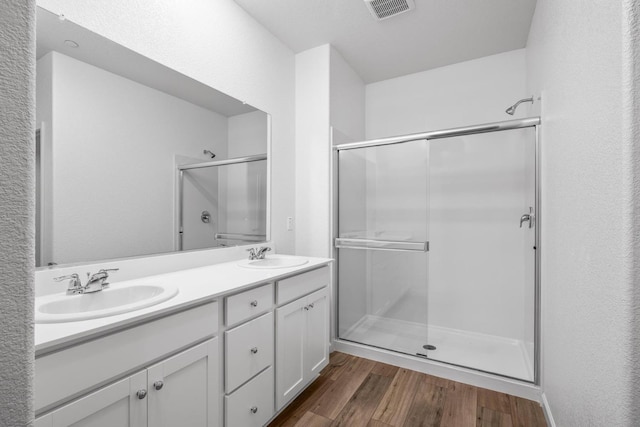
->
[341, 314, 534, 382]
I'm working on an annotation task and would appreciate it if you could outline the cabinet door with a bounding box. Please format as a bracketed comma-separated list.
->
[275, 296, 307, 411]
[36, 371, 147, 427]
[147, 338, 219, 427]
[305, 287, 330, 378]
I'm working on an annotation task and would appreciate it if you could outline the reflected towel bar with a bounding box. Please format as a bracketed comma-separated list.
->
[214, 233, 266, 242]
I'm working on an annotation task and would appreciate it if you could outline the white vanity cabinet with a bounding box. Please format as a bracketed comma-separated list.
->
[146, 338, 218, 426]
[35, 338, 218, 427]
[35, 302, 220, 427]
[34, 371, 147, 427]
[275, 267, 330, 411]
[35, 260, 332, 427]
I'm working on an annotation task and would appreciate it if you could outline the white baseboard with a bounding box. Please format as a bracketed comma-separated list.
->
[333, 339, 542, 402]
[541, 393, 556, 427]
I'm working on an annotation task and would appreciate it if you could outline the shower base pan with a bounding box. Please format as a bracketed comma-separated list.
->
[341, 314, 534, 382]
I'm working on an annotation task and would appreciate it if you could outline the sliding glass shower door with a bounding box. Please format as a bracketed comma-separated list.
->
[336, 122, 538, 382]
[426, 128, 536, 381]
[336, 139, 430, 357]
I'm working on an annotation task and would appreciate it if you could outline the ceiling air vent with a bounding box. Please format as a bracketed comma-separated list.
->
[364, 0, 415, 21]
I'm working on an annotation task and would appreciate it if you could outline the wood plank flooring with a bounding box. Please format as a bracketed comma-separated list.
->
[268, 352, 547, 427]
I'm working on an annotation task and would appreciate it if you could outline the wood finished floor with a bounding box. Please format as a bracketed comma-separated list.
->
[268, 352, 547, 427]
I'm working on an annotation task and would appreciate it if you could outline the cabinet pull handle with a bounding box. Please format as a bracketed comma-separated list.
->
[250, 406, 258, 414]
[309, 303, 314, 309]
[250, 300, 258, 307]
[136, 389, 147, 399]
[153, 380, 164, 391]
[250, 347, 258, 354]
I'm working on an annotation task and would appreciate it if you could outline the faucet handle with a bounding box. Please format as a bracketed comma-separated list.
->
[54, 273, 83, 293]
[246, 248, 257, 260]
[54, 273, 79, 282]
[98, 268, 119, 275]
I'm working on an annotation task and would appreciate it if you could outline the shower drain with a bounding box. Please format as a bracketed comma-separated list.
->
[422, 344, 437, 351]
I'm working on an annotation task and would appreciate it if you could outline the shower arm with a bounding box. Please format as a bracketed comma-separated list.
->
[505, 96, 534, 115]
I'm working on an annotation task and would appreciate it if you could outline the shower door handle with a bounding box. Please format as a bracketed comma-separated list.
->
[519, 207, 534, 229]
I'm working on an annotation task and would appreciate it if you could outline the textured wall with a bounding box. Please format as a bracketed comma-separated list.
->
[0, 0, 35, 426]
[622, 0, 640, 422]
[37, 0, 296, 254]
[527, 1, 634, 425]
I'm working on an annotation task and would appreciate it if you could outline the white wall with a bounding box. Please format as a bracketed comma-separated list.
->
[527, 1, 635, 425]
[0, 0, 35, 424]
[330, 48, 366, 142]
[366, 49, 528, 139]
[295, 45, 365, 258]
[295, 45, 331, 257]
[39, 51, 229, 264]
[37, 0, 296, 258]
[228, 110, 269, 158]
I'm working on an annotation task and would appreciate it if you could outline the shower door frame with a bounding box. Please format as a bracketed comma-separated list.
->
[176, 154, 268, 251]
[332, 117, 541, 385]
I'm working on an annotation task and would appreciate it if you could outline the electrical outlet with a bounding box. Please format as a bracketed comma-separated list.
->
[286, 217, 294, 231]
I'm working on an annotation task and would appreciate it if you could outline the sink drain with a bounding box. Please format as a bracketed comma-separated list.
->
[423, 344, 437, 351]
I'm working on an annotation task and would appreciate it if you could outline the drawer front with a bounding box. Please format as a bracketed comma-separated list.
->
[225, 366, 274, 427]
[276, 266, 329, 305]
[35, 302, 219, 413]
[225, 312, 274, 393]
[226, 283, 274, 327]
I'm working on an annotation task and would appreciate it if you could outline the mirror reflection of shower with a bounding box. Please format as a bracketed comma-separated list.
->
[178, 155, 267, 251]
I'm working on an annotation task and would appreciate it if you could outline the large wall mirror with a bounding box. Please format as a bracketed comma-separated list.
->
[35, 7, 270, 268]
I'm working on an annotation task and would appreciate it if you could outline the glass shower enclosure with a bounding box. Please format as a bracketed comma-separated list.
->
[335, 119, 539, 382]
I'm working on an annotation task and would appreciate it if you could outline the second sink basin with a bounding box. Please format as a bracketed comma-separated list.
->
[36, 281, 179, 323]
[238, 255, 309, 269]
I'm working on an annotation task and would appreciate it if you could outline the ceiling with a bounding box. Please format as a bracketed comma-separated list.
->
[233, 0, 537, 83]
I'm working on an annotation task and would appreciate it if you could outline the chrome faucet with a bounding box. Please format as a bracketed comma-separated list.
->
[247, 246, 271, 260]
[54, 268, 119, 294]
[84, 268, 119, 293]
[54, 273, 84, 295]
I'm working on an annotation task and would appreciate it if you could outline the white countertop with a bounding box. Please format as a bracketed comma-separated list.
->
[35, 255, 332, 356]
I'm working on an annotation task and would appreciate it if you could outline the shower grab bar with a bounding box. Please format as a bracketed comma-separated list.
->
[335, 238, 428, 252]
[215, 233, 266, 242]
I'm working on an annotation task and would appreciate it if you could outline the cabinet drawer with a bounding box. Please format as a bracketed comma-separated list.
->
[225, 366, 274, 427]
[225, 312, 274, 393]
[226, 283, 273, 327]
[276, 266, 329, 305]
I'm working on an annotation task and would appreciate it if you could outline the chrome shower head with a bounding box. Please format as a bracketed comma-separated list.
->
[505, 96, 534, 115]
[203, 149, 216, 159]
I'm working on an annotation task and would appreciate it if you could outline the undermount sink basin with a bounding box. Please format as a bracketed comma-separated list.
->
[237, 255, 308, 269]
[35, 281, 179, 323]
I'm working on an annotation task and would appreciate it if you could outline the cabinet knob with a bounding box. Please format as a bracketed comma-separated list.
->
[136, 389, 147, 399]
[153, 380, 164, 391]
[250, 406, 258, 414]
[304, 305, 309, 311]
[250, 300, 258, 307]
[309, 303, 314, 309]
[250, 347, 258, 354]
